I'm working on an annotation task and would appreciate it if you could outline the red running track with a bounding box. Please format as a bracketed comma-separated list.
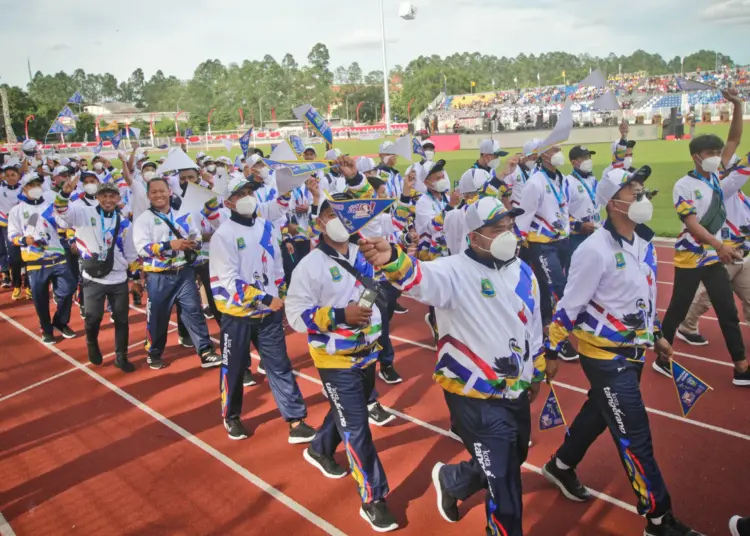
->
[1, 242, 748, 536]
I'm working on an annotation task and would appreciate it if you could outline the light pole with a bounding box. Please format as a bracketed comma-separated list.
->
[379, 0, 391, 134]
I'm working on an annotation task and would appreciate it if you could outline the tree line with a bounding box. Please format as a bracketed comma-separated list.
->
[0, 45, 734, 142]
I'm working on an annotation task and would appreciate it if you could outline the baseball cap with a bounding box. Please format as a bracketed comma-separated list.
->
[142, 161, 157, 170]
[596, 166, 651, 206]
[422, 139, 436, 149]
[227, 175, 252, 195]
[357, 157, 377, 174]
[423, 159, 447, 179]
[479, 139, 509, 157]
[459, 168, 491, 194]
[20, 172, 43, 187]
[379, 141, 394, 154]
[325, 148, 343, 160]
[569, 145, 597, 161]
[465, 197, 524, 232]
[303, 145, 317, 154]
[216, 156, 232, 166]
[53, 165, 70, 176]
[2, 157, 20, 170]
[97, 182, 120, 196]
[522, 138, 541, 156]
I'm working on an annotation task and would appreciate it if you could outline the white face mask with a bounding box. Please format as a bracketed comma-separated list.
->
[26, 186, 43, 200]
[83, 183, 99, 195]
[579, 159, 594, 174]
[93, 162, 104, 171]
[524, 160, 535, 171]
[622, 156, 633, 169]
[700, 156, 722, 174]
[216, 167, 226, 177]
[488, 158, 500, 170]
[325, 217, 350, 243]
[424, 150, 435, 162]
[143, 171, 156, 181]
[550, 152, 565, 168]
[476, 230, 517, 261]
[627, 197, 653, 224]
[257, 167, 270, 180]
[433, 177, 451, 193]
[80, 165, 88, 171]
[206, 164, 216, 173]
[234, 195, 257, 216]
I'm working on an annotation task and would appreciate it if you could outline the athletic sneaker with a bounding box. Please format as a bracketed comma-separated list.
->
[24, 288, 32, 299]
[243, 370, 257, 387]
[559, 340, 579, 361]
[147, 355, 167, 370]
[730, 515, 750, 536]
[224, 418, 249, 440]
[79, 305, 86, 319]
[179, 335, 194, 348]
[393, 302, 408, 314]
[114, 354, 136, 373]
[542, 456, 591, 502]
[431, 462, 459, 522]
[360, 500, 398, 532]
[379, 365, 403, 384]
[652, 358, 672, 378]
[257, 362, 266, 375]
[733, 368, 750, 387]
[676, 330, 708, 346]
[644, 512, 702, 536]
[57, 325, 76, 339]
[303, 446, 347, 479]
[0, 276, 10, 289]
[202, 305, 214, 319]
[425, 313, 438, 346]
[11, 288, 22, 300]
[199, 349, 222, 368]
[131, 291, 142, 306]
[368, 402, 396, 426]
[288, 420, 316, 444]
[87, 343, 103, 366]
[41, 332, 56, 345]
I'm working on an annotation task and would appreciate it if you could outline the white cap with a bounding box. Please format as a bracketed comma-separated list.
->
[2, 157, 20, 169]
[357, 157, 377, 174]
[479, 139, 509, 157]
[53, 165, 69, 176]
[465, 197, 524, 232]
[325, 148, 342, 160]
[379, 141, 394, 154]
[135, 149, 148, 161]
[421, 139, 436, 148]
[459, 168, 491, 194]
[227, 175, 251, 195]
[196, 151, 206, 160]
[596, 166, 651, 206]
[244, 154, 262, 168]
[522, 138, 541, 156]
[20, 172, 43, 187]
[69, 154, 80, 161]
[304, 145, 317, 153]
[21, 139, 38, 154]
[216, 156, 232, 165]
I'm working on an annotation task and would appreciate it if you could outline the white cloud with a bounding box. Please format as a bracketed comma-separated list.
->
[702, 0, 750, 24]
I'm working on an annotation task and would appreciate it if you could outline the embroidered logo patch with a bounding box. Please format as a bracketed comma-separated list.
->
[545, 185, 551, 193]
[695, 190, 703, 200]
[330, 266, 342, 282]
[90, 217, 96, 226]
[578, 185, 584, 193]
[480, 278, 496, 298]
[154, 217, 162, 225]
[615, 252, 626, 269]
[236, 237, 246, 250]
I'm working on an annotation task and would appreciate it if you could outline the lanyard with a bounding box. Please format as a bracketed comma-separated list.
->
[99, 211, 116, 260]
[694, 170, 723, 201]
[573, 170, 596, 206]
[156, 209, 175, 238]
[427, 191, 445, 214]
[543, 171, 565, 208]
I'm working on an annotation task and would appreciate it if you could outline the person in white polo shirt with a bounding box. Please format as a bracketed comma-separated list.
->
[565, 145, 601, 256]
[508, 138, 541, 209]
[542, 166, 701, 536]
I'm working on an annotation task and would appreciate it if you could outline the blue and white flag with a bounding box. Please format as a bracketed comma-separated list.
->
[288, 134, 306, 156]
[68, 91, 83, 104]
[539, 385, 568, 432]
[239, 127, 253, 157]
[293, 104, 333, 146]
[234, 155, 243, 169]
[262, 158, 328, 176]
[671, 360, 711, 417]
[185, 127, 194, 137]
[325, 193, 395, 235]
[48, 120, 74, 135]
[92, 140, 103, 155]
[111, 131, 122, 150]
[675, 77, 716, 92]
[58, 105, 79, 120]
[413, 138, 426, 158]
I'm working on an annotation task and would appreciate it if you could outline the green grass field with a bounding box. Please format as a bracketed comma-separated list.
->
[180, 122, 750, 237]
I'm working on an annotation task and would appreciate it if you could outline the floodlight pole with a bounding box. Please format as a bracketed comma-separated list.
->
[379, 0, 392, 134]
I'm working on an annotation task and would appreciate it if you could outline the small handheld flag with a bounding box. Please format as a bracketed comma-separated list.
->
[675, 77, 716, 92]
[671, 360, 712, 417]
[185, 127, 194, 138]
[111, 131, 122, 151]
[48, 120, 74, 135]
[239, 128, 253, 158]
[293, 104, 333, 146]
[325, 192, 395, 235]
[539, 385, 568, 432]
[58, 105, 79, 120]
[222, 138, 233, 152]
[413, 138, 426, 159]
[92, 140, 103, 155]
[68, 91, 83, 104]
[262, 158, 329, 176]
[288, 134, 306, 156]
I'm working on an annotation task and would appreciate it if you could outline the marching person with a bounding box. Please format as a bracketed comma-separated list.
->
[377, 141, 404, 199]
[509, 139, 541, 209]
[132, 177, 221, 370]
[8, 172, 77, 344]
[209, 175, 315, 442]
[542, 166, 701, 536]
[0, 158, 27, 299]
[565, 145, 601, 256]
[359, 196, 546, 536]
[516, 145, 579, 361]
[56, 178, 138, 372]
[286, 163, 398, 532]
[471, 139, 512, 208]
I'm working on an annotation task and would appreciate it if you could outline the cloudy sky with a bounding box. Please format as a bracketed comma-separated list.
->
[0, 0, 748, 87]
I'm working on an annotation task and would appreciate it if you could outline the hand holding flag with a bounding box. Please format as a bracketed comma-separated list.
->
[670, 360, 712, 418]
[539, 385, 568, 433]
[239, 128, 253, 158]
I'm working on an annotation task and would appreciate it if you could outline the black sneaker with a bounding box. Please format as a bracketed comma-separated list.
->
[393, 302, 408, 314]
[303, 446, 347, 479]
[224, 418, 249, 440]
[729, 515, 750, 536]
[114, 354, 136, 373]
[732, 368, 750, 387]
[87, 343, 103, 366]
[542, 456, 591, 502]
[243, 370, 257, 387]
[368, 402, 396, 427]
[288, 420, 316, 444]
[652, 358, 672, 378]
[41, 332, 56, 345]
[57, 325, 76, 339]
[431, 462, 459, 523]
[131, 292, 142, 306]
[202, 305, 214, 319]
[200, 349, 222, 369]
[645, 512, 703, 536]
[360, 500, 398, 532]
[179, 335, 194, 348]
[425, 313, 438, 346]
[147, 355, 167, 370]
[676, 330, 708, 346]
[79, 305, 86, 318]
[559, 340, 579, 362]
[379, 365, 403, 384]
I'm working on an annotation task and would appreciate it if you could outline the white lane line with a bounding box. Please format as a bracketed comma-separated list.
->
[0, 311, 347, 536]
[0, 512, 17, 536]
[388, 335, 749, 441]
